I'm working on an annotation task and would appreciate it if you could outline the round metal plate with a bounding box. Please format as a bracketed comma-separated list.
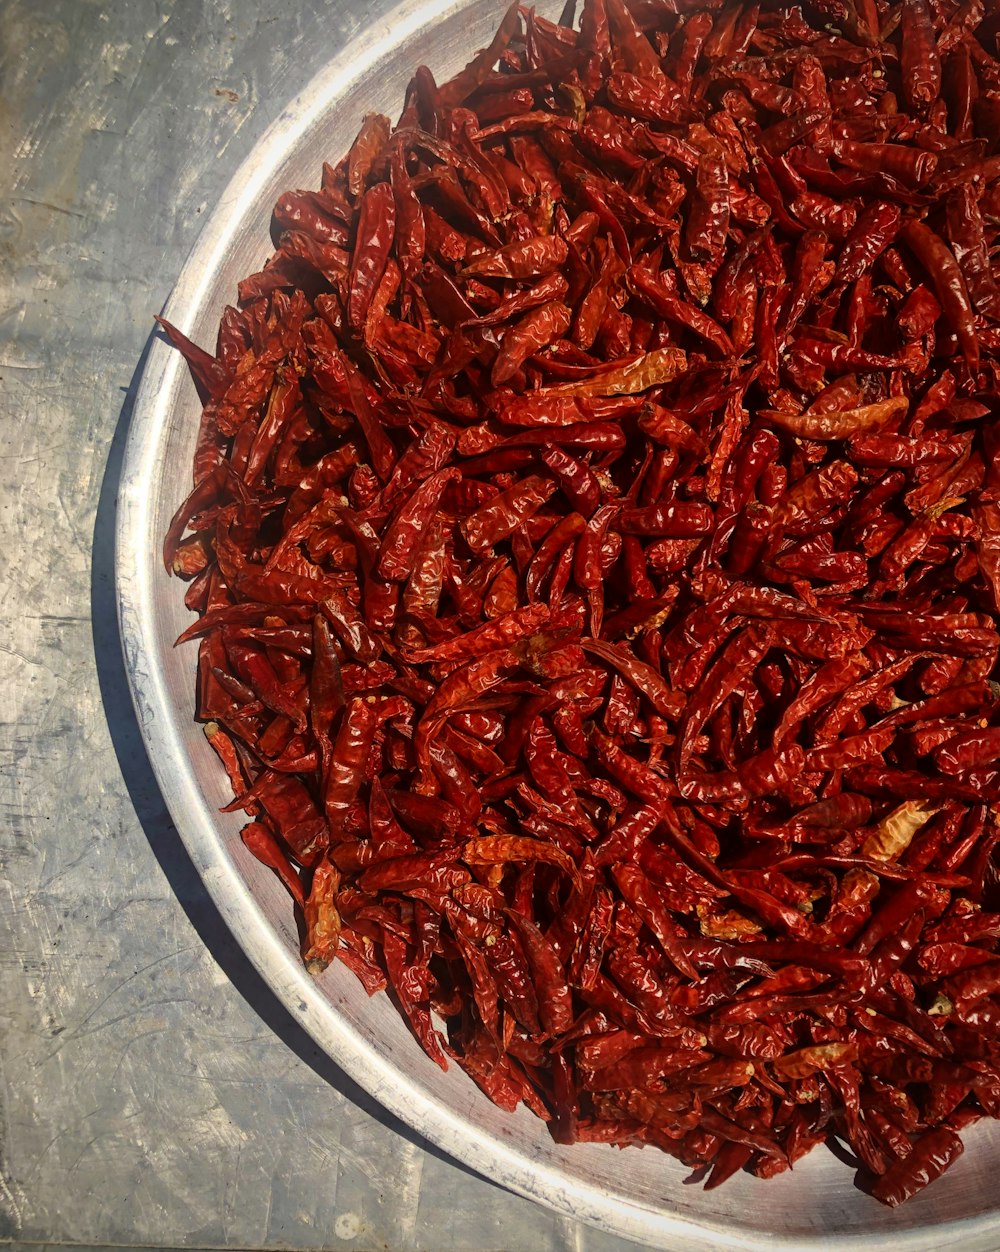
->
[115, 1, 1000, 1245]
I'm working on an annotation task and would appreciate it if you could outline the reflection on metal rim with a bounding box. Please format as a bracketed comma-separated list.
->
[115, 0, 1000, 1245]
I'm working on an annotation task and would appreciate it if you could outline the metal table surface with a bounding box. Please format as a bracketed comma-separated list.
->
[0, 3, 637, 1248]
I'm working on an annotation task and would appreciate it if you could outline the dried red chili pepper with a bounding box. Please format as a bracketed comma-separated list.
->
[900, 0, 941, 113]
[162, 0, 1000, 1206]
[901, 219, 979, 370]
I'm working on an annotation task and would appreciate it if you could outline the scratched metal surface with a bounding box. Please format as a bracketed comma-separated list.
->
[0, 1, 634, 1247]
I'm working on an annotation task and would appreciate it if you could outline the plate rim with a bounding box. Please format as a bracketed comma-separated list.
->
[114, 2, 1000, 1246]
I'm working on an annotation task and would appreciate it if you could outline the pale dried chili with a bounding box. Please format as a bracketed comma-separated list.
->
[163, 0, 1000, 1207]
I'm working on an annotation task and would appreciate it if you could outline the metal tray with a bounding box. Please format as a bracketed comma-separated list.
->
[115, 1, 1000, 1245]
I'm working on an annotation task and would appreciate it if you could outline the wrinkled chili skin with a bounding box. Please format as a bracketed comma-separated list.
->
[162, 0, 1000, 1210]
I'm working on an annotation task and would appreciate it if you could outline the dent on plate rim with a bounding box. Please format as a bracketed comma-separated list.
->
[114, 0, 1000, 1245]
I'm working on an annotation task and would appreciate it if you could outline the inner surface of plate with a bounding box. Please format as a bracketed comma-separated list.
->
[116, 1, 1000, 1246]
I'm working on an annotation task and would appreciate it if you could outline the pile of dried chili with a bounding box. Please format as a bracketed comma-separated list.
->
[162, 0, 1000, 1205]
